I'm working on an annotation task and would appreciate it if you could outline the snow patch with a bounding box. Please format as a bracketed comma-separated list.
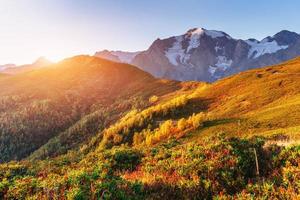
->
[215, 46, 223, 53]
[216, 56, 232, 70]
[208, 56, 232, 77]
[205, 30, 227, 38]
[165, 36, 189, 66]
[208, 66, 217, 75]
[185, 28, 231, 53]
[186, 29, 203, 52]
[190, 28, 205, 35]
[246, 40, 289, 59]
[189, 28, 230, 39]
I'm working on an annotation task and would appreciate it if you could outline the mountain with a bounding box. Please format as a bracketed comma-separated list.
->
[1, 57, 53, 74]
[100, 28, 300, 82]
[1, 56, 300, 199]
[0, 64, 16, 71]
[94, 50, 141, 63]
[0, 55, 179, 162]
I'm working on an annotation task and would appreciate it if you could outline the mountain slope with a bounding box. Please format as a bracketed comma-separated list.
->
[1, 57, 300, 199]
[129, 28, 300, 82]
[89, 57, 300, 151]
[0, 56, 180, 162]
[22, 56, 300, 161]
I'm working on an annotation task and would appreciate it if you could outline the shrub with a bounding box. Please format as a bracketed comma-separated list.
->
[112, 149, 142, 171]
[149, 95, 159, 104]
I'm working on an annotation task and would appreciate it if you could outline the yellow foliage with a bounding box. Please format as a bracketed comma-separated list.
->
[145, 134, 153, 146]
[149, 95, 159, 104]
[160, 120, 173, 136]
[99, 94, 192, 148]
[177, 118, 187, 131]
[113, 134, 123, 144]
[187, 113, 205, 129]
[133, 132, 144, 146]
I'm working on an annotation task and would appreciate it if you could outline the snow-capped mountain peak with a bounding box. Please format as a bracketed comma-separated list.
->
[163, 27, 235, 78]
[95, 28, 300, 82]
[186, 28, 205, 36]
[186, 28, 231, 39]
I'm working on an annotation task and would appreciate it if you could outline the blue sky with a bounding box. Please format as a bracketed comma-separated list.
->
[0, 0, 299, 64]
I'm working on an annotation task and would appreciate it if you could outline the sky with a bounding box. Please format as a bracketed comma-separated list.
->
[0, 0, 300, 64]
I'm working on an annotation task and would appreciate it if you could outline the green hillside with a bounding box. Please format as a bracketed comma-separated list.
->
[1, 57, 300, 199]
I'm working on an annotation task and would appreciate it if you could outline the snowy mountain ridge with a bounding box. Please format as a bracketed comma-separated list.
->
[96, 28, 300, 82]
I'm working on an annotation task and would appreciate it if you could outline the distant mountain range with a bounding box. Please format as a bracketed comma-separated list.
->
[0, 64, 17, 71]
[95, 28, 300, 82]
[0, 57, 52, 74]
[94, 50, 141, 63]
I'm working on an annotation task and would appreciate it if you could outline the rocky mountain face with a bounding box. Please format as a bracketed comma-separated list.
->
[97, 28, 300, 82]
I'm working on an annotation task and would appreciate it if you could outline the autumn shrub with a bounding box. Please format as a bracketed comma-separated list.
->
[149, 95, 159, 104]
[0, 178, 9, 199]
[95, 174, 144, 200]
[131, 135, 272, 198]
[5, 176, 39, 199]
[66, 187, 86, 200]
[112, 149, 142, 171]
[226, 136, 265, 179]
[2, 133, 300, 199]
[220, 144, 300, 199]
[100, 94, 190, 148]
[143, 113, 205, 146]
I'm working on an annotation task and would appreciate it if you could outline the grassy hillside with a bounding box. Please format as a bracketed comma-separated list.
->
[0, 57, 300, 199]
[84, 57, 300, 151]
[0, 56, 180, 162]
